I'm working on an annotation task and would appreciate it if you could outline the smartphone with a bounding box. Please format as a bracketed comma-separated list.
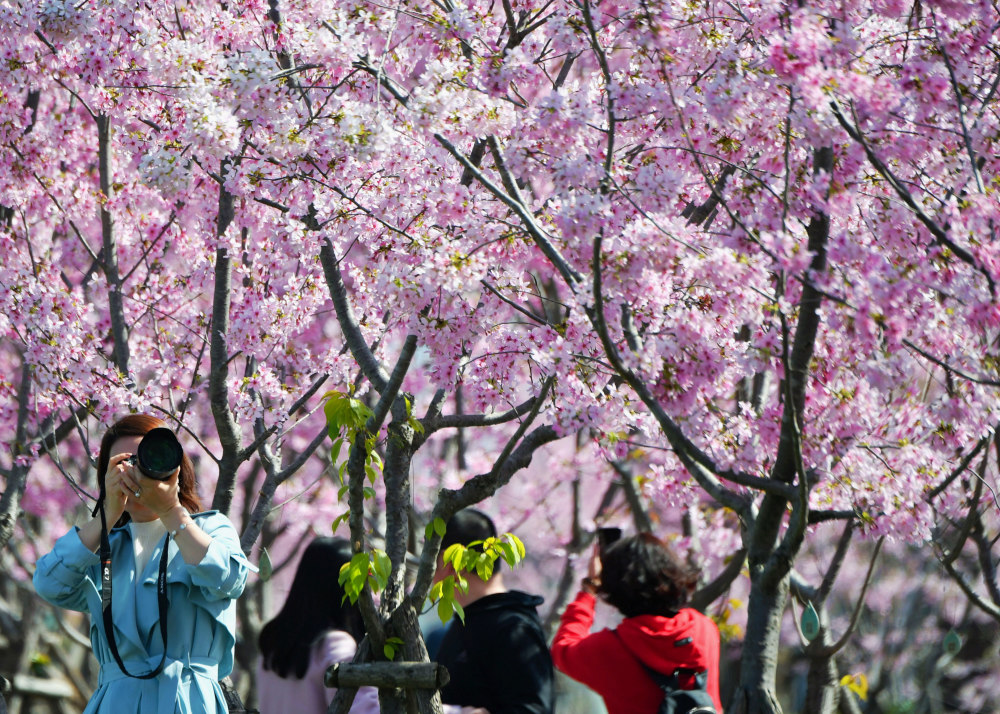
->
[596, 527, 622, 551]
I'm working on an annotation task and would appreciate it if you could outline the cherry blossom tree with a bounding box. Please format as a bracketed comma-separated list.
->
[3, 0, 1000, 713]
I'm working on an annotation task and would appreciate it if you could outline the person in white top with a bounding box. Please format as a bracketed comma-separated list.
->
[256, 537, 379, 714]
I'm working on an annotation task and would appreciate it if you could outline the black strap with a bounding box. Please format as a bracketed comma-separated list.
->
[613, 630, 711, 694]
[99, 501, 171, 679]
[643, 665, 709, 693]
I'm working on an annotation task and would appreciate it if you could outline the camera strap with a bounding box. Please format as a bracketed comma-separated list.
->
[98, 501, 170, 680]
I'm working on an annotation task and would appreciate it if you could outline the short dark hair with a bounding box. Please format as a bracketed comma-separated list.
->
[440, 509, 501, 575]
[258, 537, 365, 679]
[598, 533, 699, 618]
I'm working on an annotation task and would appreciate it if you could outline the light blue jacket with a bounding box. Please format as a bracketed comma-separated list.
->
[34, 511, 255, 714]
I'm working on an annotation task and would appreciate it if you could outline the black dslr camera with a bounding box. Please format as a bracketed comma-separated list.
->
[124, 427, 183, 481]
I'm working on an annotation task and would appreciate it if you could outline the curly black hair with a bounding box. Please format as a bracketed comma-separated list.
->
[598, 533, 699, 618]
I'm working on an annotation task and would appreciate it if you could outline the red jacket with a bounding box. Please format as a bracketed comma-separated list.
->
[551, 591, 723, 713]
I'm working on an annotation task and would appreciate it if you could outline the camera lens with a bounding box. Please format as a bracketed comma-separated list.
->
[135, 428, 183, 481]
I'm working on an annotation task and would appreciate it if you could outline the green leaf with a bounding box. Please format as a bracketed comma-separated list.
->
[348, 398, 374, 426]
[258, 547, 273, 582]
[351, 566, 366, 594]
[437, 597, 452, 623]
[365, 461, 377, 484]
[498, 541, 517, 567]
[509, 534, 526, 561]
[331, 511, 349, 532]
[363, 486, 376, 500]
[383, 637, 404, 661]
[433, 517, 447, 537]
[475, 554, 493, 581]
[443, 544, 465, 567]
[453, 599, 465, 624]
[338, 561, 359, 603]
[338, 483, 349, 501]
[323, 391, 375, 433]
[323, 393, 343, 437]
[371, 549, 391, 591]
[330, 437, 344, 466]
[339, 552, 370, 604]
[801, 601, 820, 642]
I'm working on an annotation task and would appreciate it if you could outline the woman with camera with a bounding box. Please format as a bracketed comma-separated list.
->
[34, 414, 255, 714]
[551, 532, 724, 713]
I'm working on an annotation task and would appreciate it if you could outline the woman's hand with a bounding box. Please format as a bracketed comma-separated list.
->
[587, 543, 603, 582]
[119, 462, 181, 517]
[77, 454, 139, 551]
[102, 454, 134, 525]
[581, 543, 602, 595]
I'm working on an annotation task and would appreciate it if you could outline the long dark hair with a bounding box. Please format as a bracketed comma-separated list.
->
[97, 414, 201, 525]
[599, 533, 699, 618]
[258, 537, 365, 679]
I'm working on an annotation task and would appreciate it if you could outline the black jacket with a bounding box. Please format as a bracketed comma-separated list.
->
[434, 590, 555, 714]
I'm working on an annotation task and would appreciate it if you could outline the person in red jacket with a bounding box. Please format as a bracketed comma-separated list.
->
[551, 533, 723, 713]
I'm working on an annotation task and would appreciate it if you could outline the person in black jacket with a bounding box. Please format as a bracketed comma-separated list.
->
[431, 509, 555, 714]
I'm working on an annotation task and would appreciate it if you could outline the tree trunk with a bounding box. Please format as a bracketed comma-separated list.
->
[391, 602, 443, 714]
[0, 362, 32, 551]
[804, 614, 841, 714]
[805, 651, 840, 714]
[731, 568, 788, 714]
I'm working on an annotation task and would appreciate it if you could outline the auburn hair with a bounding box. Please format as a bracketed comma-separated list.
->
[97, 414, 201, 525]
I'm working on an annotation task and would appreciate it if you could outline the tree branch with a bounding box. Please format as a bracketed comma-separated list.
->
[209, 173, 244, 514]
[591, 232, 759, 512]
[96, 114, 130, 380]
[318, 236, 390, 392]
[238, 374, 329, 461]
[608, 459, 653, 533]
[690, 548, 748, 612]
[423, 394, 542, 432]
[830, 99, 995, 295]
[410, 406, 560, 605]
[0, 359, 33, 549]
[368, 335, 417, 427]
[820, 536, 885, 656]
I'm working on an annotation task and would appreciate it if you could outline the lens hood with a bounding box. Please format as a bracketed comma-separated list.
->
[135, 428, 183, 481]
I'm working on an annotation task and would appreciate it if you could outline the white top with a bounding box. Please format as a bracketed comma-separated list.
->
[130, 519, 167, 575]
[255, 630, 380, 714]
